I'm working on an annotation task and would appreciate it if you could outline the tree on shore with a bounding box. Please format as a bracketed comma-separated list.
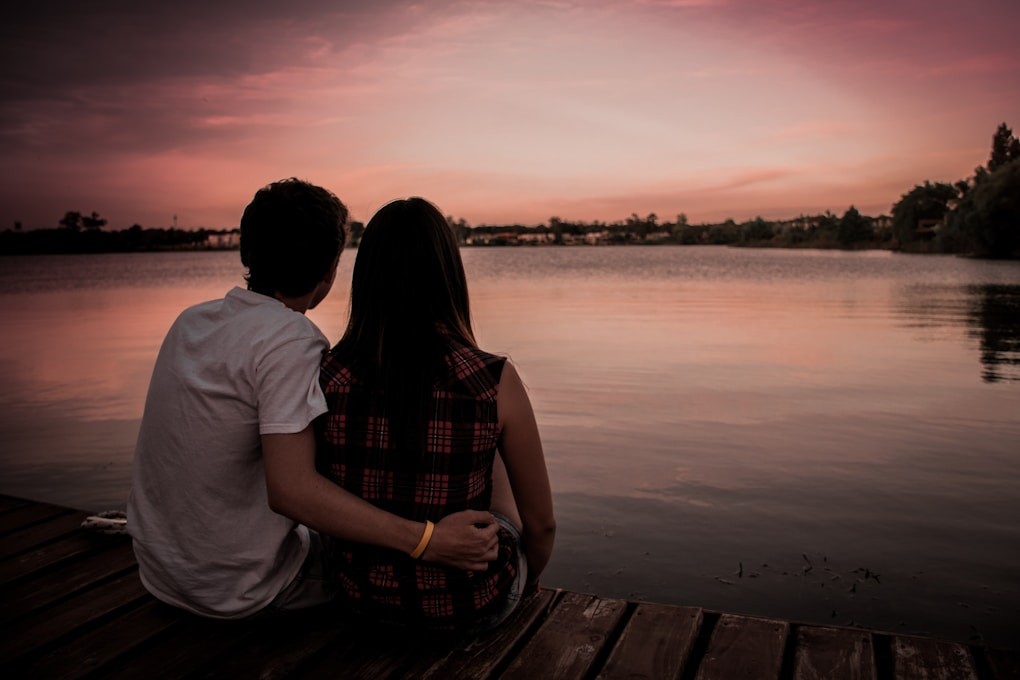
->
[347, 220, 365, 246]
[741, 216, 774, 243]
[82, 211, 107, 230]
[891, 181, 959, 249]
[838, 206, 873, 247]
[941, 122, 1020, 257]
[58, 210, 107, 231]
[955, 158, 1020, 258]
[59, 211, 83, 231]
[988, 122, 1020, 172]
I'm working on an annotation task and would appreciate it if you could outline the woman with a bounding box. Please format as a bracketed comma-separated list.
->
[316, 197, 556, 633]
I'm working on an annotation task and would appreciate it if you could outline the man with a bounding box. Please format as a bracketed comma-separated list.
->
[127, 178, 498, 619]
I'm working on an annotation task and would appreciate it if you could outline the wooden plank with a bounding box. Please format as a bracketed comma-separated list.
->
[99, 615, 256, 680]
[0, 502, 72, 535]
[500, 592, 628, 680]
[984, 646, 1020, 680]
[295, 621, 426, 680]
[0, 496, 1010, 680]
[793, 626, 876, 680]
[0, 495, 30, 513]
[0, 510, 90, 560]
[0, 530, 113, 586]
[0, 570, 150, 663]
[413, 588, 558, 680]
[892, 636, 978, 680]
[9, 599, 184, 680]
[191, 613, 350, 680]
[291, 640, 377, 680]
[0, 539, 137, 624]
[695, 613, 789, 680]
[299, 591, 558, 680]
[597, 604, 703, 680]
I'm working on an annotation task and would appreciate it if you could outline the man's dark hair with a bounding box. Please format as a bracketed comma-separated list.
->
[239, 178, 348, 298]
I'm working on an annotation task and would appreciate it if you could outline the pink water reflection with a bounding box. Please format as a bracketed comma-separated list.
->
[1, 248, 1018, 647]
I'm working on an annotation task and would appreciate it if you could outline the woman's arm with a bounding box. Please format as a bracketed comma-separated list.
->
[496, 360, 556, 582]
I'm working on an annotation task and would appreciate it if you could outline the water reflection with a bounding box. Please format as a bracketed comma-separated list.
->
[2, 249, 1019, 648]
[968, 284, 1020, 383]
[894, 281, 1020, 383]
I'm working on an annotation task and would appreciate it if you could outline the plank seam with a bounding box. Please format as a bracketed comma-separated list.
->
[75, 614, 194, 680]
[479, 588, 564, 680]
[0, 518, 88, 562]
[5, 563, 141, 627]
[1, 536, 129, 587]
[872, 632, 894, 680]
[584, 600, 638, 680]
[5, 590, 154, 668]
[0, 507, 75, 537]
[778, 622, 800, 680]
[679, 610, 720, 680]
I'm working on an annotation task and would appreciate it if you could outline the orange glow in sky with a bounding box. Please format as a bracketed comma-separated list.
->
[2, 0, 1018, 229]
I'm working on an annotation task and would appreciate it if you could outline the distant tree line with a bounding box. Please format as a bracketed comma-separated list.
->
[447, 207, 892, 250]
[5, 123, 1016, 258]
[0, 211, 231, 254]
[441, 122, 1017, 259]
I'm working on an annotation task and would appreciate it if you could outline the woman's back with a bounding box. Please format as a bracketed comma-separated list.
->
[317, 333, 521, 630]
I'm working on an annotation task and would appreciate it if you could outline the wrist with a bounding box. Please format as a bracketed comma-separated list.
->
[409, 520, 435, 559]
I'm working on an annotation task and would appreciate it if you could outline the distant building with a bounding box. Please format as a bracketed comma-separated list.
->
[871, 215, 893, 232]
[206, 230, 240, 248]
[916, 218, 941, 237]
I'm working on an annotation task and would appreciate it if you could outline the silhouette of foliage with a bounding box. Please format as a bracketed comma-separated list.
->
[957, 158, 1020, 258]
[0, 223, 220, 254]
[838, 206, 874, 247]
[82, 211, 107, 230]
[59, 211, 83, 231]
[741, 216, 774, 243]
[891, 181, 959, 249]
[988, 123, 1020, 173]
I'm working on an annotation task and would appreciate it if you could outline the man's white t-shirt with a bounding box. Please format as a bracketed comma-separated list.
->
[127, 287, 329, 619]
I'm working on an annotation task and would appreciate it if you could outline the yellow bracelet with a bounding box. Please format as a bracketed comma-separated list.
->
[409, 520, 435, 559]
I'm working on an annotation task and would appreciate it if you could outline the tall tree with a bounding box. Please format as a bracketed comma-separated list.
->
[741, 216, 774, 243]
[548, 216, 564, 245]
[347, 220, 365, 246]
[59, 211, 83, 231]
[988, 122, 1020, 173]
[957, 158, 1020, 258]
[81, 211, 107, 230]
[837, 206, 873, 246]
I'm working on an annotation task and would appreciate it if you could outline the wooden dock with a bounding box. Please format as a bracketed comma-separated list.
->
[2, 494, 1017, 679]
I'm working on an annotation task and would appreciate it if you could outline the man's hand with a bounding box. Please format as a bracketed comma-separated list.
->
[264, 427, 501, 571]
[422, 510, 499, 571]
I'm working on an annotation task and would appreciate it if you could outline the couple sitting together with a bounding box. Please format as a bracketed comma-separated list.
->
[126, 178, 556, 634]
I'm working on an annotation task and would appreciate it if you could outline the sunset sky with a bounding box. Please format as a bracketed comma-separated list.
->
[2, 0, 1019, 230]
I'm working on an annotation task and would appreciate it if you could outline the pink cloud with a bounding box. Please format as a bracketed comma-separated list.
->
[1, 0, 1018, 231]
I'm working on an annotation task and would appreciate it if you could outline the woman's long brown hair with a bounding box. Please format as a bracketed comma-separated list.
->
[331, 197, 476, 452]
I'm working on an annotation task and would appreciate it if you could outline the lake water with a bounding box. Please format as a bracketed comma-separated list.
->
[1, 246, 1018, 648]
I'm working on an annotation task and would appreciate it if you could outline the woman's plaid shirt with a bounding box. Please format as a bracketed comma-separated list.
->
[316, 338, 519, 630]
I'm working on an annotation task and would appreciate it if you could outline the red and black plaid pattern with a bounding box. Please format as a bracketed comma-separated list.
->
[317, 338, 519, 630]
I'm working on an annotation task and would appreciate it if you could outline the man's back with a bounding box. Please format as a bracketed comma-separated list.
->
[127, 286, 328, 619]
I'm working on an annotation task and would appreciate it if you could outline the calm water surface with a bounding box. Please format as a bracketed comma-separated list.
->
[1, 246, 1018, 647]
